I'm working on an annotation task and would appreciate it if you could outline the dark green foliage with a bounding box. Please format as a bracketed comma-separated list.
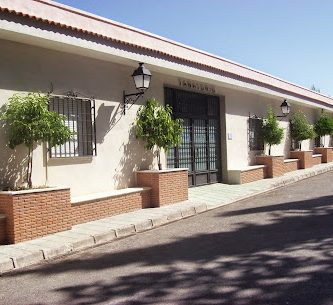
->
[1, 93, 72, 187]
[314, 111, 333, 138]
[135, 98, 183, 169]
[261, 107, 284, 155]
[290, 111, 315, 150]
[311, 84, 321, 93]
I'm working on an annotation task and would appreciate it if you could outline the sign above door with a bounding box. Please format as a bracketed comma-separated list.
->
[178, 79, 216, 94]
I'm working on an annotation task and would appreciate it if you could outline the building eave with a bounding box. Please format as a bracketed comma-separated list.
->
[0, 0, 332, 108]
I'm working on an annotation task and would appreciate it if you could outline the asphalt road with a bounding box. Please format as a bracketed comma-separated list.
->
[1, 172, 333, 305]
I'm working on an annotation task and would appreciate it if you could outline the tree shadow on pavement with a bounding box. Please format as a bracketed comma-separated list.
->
[2, 195, 333, 305]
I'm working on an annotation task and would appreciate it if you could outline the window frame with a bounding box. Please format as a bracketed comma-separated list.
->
[48, 94, 97, 158]
[248, 116, 264, 151]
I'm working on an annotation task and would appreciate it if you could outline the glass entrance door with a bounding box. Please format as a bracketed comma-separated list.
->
[166, 87, 222, 186]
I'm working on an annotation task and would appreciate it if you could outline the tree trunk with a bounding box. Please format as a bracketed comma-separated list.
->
[26, 146, 30, 188]
[268, 145, 271, 156]
[157, 149, 162, 170]
[26, 145, 33, 188]
[29, 148, 33, 188]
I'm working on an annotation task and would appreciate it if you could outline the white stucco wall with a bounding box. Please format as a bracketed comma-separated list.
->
[0, 39, 167, 196]
[223, 87, 321, 170]
[0, 38, 331, 195]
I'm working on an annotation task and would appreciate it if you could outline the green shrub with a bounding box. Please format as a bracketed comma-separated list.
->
[1, 92, 72, 188]
[290, 111, 315, 150]
[262, 107, 284, 155]
[314, 111, 333, 146]
[135, 98, 183, 169]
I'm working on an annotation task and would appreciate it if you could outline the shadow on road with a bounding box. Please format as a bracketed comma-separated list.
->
[3, 195, 333, 305]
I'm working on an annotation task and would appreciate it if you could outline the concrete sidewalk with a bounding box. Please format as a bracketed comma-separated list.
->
[1, 162, 333, 274]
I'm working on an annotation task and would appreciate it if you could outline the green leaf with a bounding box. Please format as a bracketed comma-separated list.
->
[314, 111, 333, 137]
[1, 92, 72, 187]
[135, 98, 183, 155]
[262, 107, 284, 154]
[290, 111, 315, 144]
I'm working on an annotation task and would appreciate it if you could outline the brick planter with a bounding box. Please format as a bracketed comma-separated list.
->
[0, 187, 71, 244]
[228, 165, 266, 184]
[312, 154, 322, 166]
[289, 150, 313, 169]
[284, 159, 299, 173]
[136, 168, 188, 207]
[314, 147, 333, 163]
[256, 155, 285, 178]
[71, 188, 151, 225]
[0, 215, 6, 244]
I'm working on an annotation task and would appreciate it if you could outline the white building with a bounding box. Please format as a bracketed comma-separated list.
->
[0, 0, 332, 196]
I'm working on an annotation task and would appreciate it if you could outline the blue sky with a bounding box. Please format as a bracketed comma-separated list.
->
[56, 0, 333, 96]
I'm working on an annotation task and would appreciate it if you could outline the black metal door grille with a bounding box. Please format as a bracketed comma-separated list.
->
[165, 87, 222, 186]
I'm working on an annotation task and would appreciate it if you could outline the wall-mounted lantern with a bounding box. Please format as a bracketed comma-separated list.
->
[277, 99, 291, 117]
[123, 63, 152, 115]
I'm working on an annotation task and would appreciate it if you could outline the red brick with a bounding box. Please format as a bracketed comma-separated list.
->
[284, 160, 299, 173]
[314, 147, 333, 163]
[70, 189, 151, 225]
[256, 155, 285, 178]
[136, 170, 188, 207]
[312, 155, 322, 166]
[0, 188, 71, 244]
[240, 167, 265, 183]
[290, 151, 313, 169]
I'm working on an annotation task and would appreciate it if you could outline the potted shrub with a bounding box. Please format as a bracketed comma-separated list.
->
[289, 111, 316, 169]
[261, 107, 284, 156]
[314, 110, 333, 147]
[135, 98, 188, 207]
[313, 111, 333, 163]
[0, 92, 72, 243]
[1, 92, 72, 188]
[290, 111, 315, 150]
[135, 98, 183, 170]
[256, 107, 285, 178]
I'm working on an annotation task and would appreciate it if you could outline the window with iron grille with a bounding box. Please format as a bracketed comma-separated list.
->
[248, 117, 264, 151]
[49, 95, 97, 157]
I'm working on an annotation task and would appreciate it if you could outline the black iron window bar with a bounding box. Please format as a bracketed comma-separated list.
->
[48, 91, 97, 158]
[248, 114, 264, 151]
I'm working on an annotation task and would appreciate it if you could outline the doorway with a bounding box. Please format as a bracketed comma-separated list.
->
[165, 87, 222, 186]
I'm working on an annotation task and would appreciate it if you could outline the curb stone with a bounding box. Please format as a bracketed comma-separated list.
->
[147, 215, 169, 227]
[0, 247, 44, 269]
[90, 231, 118, 245]
[0, 255, 14, 273]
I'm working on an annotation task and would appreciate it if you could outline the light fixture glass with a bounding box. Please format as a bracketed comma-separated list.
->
[132, 63, 152, 91]
[123, 63, 152, 115]
[280, 99, 291, 115]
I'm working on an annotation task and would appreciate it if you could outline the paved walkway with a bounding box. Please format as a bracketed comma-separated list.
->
[1, 162, 333, 274]
[2, 169, 333, 305]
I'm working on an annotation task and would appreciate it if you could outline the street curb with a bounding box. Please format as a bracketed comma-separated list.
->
[1, 163, 333, 274]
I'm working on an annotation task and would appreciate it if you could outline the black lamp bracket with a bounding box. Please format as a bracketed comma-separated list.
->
[276, 114, 288, 118]
[123, 90, 144, 115]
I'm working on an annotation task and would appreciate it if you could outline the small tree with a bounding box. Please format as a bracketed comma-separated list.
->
[311, 84, 321, 93]
[261, 107, 284, 155]
[135, 98, 183, 170]
[290, 111, 315, 150]
[314, 110, 333, 147]
[1, 92, 72, 188]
